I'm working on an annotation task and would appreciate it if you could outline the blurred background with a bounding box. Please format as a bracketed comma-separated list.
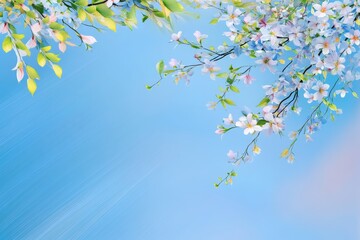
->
[0, 10, 359, 240]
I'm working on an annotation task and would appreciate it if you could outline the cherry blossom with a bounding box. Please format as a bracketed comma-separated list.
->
[150, 0, 360, 186]
[235, 114, 262, 135]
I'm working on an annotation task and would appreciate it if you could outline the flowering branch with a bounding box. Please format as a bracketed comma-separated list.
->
[150, 0, 360, 186]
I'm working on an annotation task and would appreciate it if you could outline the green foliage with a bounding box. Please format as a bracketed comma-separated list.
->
[1, 0, 187, 94]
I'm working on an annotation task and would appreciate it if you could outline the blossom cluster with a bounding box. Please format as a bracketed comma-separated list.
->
[0, 0, 184, 94]
[154, 0, 360, 186]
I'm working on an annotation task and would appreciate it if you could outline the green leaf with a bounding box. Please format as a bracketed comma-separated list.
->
[41, 46, 51, 52]
[37, 53, 46, 67]
[45, 53, 61, 63]
[226, 77, 234, 84]
[27, 78, 37, 96]
[283, 45, 292, 51]
[162, 0, 184, 12]
[142, 14, 149, 22]
[322, 70, 327, 79]
[352, 91, 359, 98]
[26, 66, 40, 80]
[2, 36, 12, 53]
[163, 69, 175, 76]
[86, 6, 97, 13]
[32, 4, 44, 14]
[12, 34, 25, 40]
[26, 10, 36, 18]
[78, 8, 87, 21]
[76, 0, 88, 6]
[49, 22, 65, 30]
[125, 6, 137, 28]
[96, 5, 113, 18]
[230, 85, 240, 93]
[156, 60, 164, 74]
[98, 17, 116, 31]
[257, 119, 268, 126]
[216, 72, 228, 78]
[15, 41, 30, 56]
[257, 97, 270, 107]
[209, 18, 218, 24]
[224, 98, 236, 106]
[329, 103, 337, 111]
[220, 99, 226, 108]
[52, 64, 62, 78]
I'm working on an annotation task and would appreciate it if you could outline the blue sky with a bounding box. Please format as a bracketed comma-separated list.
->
[0, 9, 359, 240]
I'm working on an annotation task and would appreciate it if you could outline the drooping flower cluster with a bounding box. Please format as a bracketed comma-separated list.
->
[0, 0, 185, 94]
[152, 0, 360, 186]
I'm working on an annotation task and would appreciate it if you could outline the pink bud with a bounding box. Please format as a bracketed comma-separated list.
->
[80, 35, 97, 45]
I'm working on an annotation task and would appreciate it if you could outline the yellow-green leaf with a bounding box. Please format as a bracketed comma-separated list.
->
[162, 0, 184, 12]
[27, 78, 37, 95]
[99, 17, 116, 31]
[216, 72, 228, 78]
[230, 85, 240, 93]
[156, 60, 164, 74]
[224, 98, 236, 106]
[26, 66, 40, 80]
[209, 18, 218, 24]
[76, 0, 88, 6]
[37, 53, 46, 67]
[78, 8, 87, 21]
[257, 97, 270, 107]
[45, 52, 61, 63]
[49, 22, 65, 30]
[2, 36, 12, 53]
[352, 91, 359, 98]
[52, 64, 62, 78]
[12, 34, 25, 40]
[280, 149, 289, 158]
[96, 5, 113, 18]
[15, 41, 30, 56]
[41, 46, 51, 52]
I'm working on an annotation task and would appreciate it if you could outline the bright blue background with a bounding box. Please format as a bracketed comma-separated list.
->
[0, 11, 359, 240]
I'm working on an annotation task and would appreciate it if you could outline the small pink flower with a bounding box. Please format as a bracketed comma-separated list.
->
[80, 35, 97, 45]
[20, 4, 30, 11]
[193, 30, 208, 43]
[26, 36, 37, 49]
[0, 22, 9, 34]
[49, 13, 57, 23]
[171, 31, 182, 42]
[241, 74, 255, 84]
[59, 42, 66, 53]
[169, 58, 179, 68]
[12, 62, 24, 82]
[31, 22, 42, 36]
[223, 114, 234, 125]
[227, 150, 237, 160]
[215, 126, 225, 135]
